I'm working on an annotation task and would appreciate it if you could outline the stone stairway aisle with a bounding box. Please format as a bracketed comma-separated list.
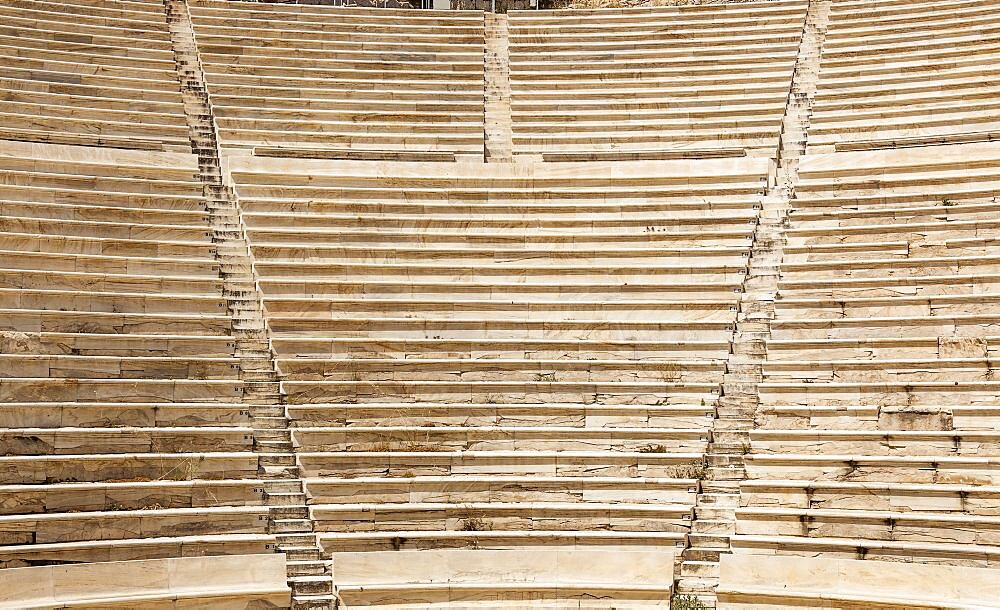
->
[673, 1, 832, 607]
[776, 0, 832, 187]
[484, 12, 513, 162]
[162, 1, 333, 607]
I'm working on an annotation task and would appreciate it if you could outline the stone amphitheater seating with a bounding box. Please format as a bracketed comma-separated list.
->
[733, 142, 1000, 567]
[0, 553, 290, 608]
[228, 154, 766, 566]
[7, 0, 1000, 606]
[808, 0, 1000, 153]
[0, 0, 190, 151]
[0, 140, 276, 568]
[505, 0, 807, 160]
[331, 549, 673, 608]
[187, 0, 486, 160]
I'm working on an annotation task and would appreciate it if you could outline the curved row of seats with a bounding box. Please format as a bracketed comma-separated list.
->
[330, 549, 674, 608]
[732, 142, 1000, 567]
[188, 0, 486, 160]
[505, 0, 808, 161]
[0, 0, 190, 151]
[227, 155, 768, 564]
[808, 0, 1000, 152]
[0, 554, 291, 608]
[0, 141, 276, 568]
[716, 554, 1000, 609]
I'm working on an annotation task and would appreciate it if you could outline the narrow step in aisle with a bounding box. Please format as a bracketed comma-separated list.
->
[484, 12, 514, 163]
[673, 1, 833, 606]
[162, 0, 332, 607]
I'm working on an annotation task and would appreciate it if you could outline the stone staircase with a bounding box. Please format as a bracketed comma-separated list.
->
[484, 12, 513, 162]
[162, 0, 332, 607]
[777, 0, 832, 186]
[673, 191, 783, 610]
[673, 0, 832, 606]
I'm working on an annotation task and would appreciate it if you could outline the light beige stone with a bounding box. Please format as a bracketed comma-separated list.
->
[718, 554, 1000, 608]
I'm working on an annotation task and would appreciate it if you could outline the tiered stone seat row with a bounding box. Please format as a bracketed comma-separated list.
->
[505, 0, 808, 160]
[331, 549, 673, 608]
[716, 554, 1000, 609]
[188, 0, 486, 161]
[808, 0, 1000, 152]
[0, 141, 275, 568]
[732, 142, 1000, 567]
[0, 554, 291, 608]
[228, 156, 767, 574]
[0, 0, 190, 152]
